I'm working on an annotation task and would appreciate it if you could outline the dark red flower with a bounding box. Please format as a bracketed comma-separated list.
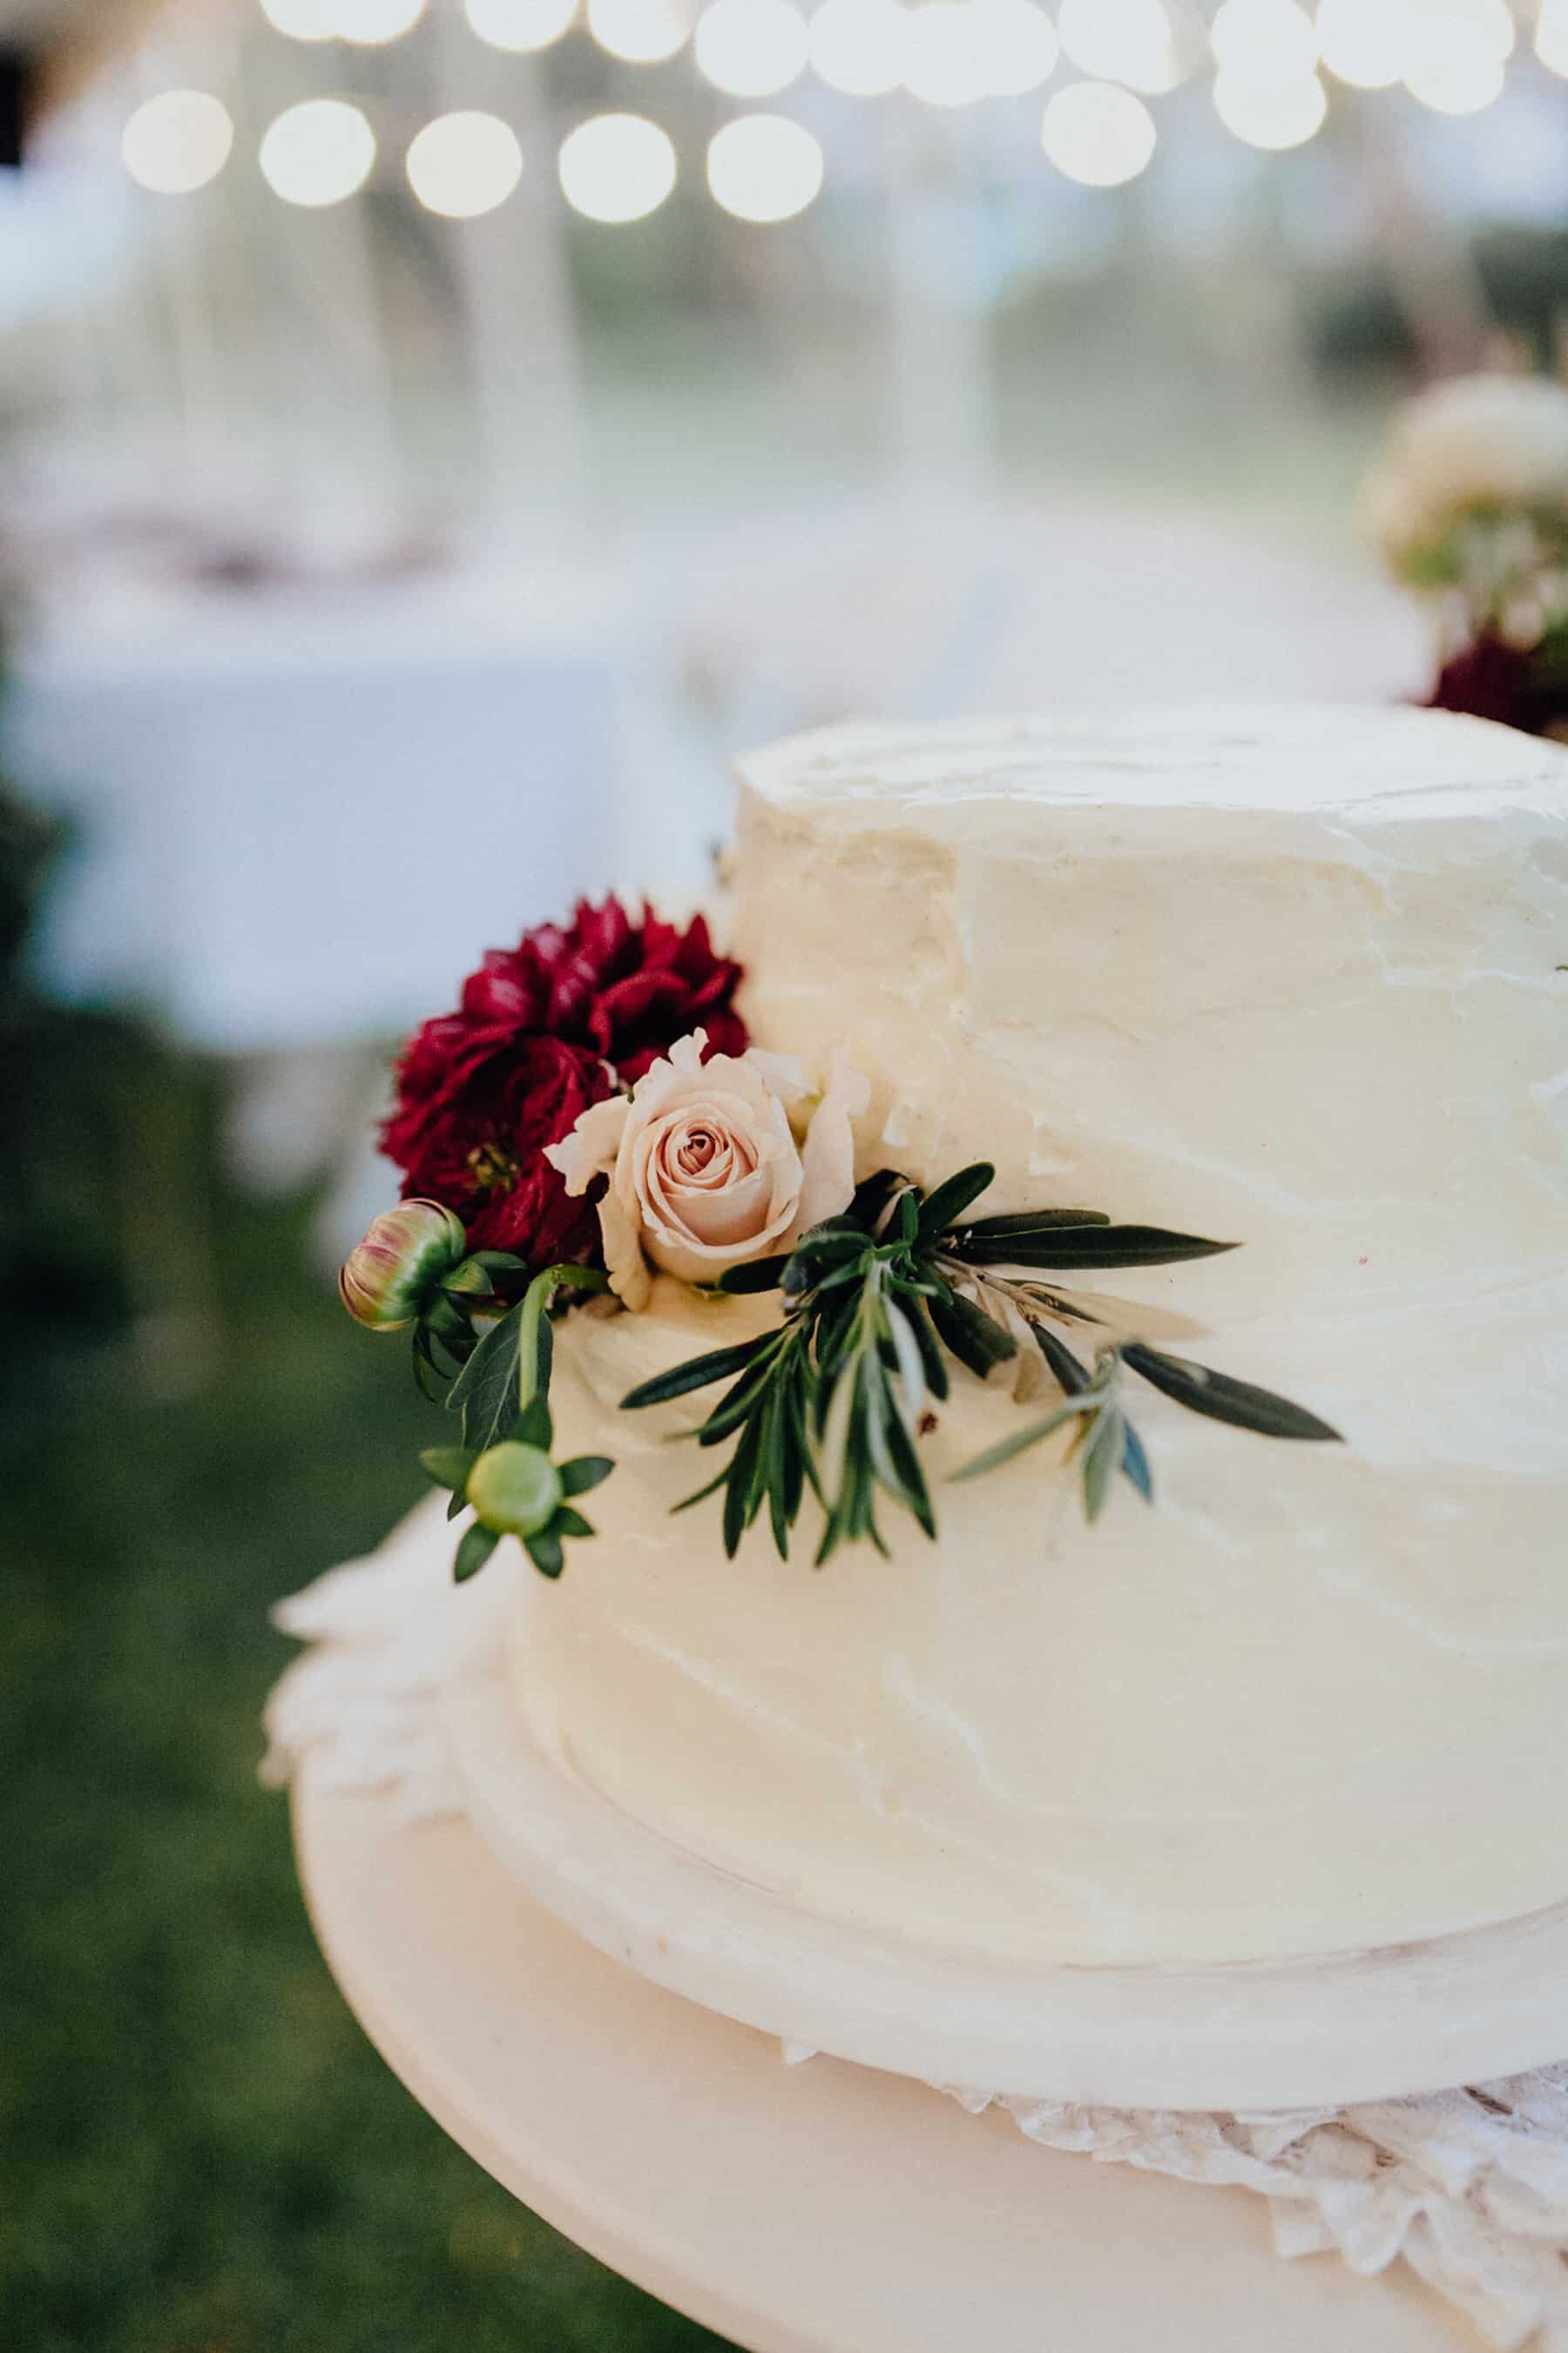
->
[1429, 634, 1568, 738]
[380, 899, 747, 1275]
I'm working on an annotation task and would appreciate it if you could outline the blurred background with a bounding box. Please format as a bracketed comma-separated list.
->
[1, 2, 1562, 2346]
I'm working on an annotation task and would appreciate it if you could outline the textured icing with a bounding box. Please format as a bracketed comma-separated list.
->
[513, 706, 1568, 1967]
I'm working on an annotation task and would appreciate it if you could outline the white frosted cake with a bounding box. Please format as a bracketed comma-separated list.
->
[505, 703, 1568, 1971]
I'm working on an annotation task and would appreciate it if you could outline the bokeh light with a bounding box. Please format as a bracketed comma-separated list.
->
[259, 0, 336, 37]
[558, 112, 678, 220]
[1402, 9, 1507, 113]
[334, 0, 426, 38]
[1056, 0, 1187, 95]
[259, 98, 376, 206]
[706, 112, 823, 220]
[586, 0, 690, 60]
[465, 0, 577, 50]
[1209, 0, 1318, 84]
[694, 0, 809, 98]
[122, 90, 234, 193]
[405, 111, 524, 216]
[1314, 0, 1409, 90]
[1039, 79, 1157, 186]
[807, 0, 907, 92]
[970, 0, 1059, 98]
[902, 3, 990, 106]
[1213, 63, 1327, 145]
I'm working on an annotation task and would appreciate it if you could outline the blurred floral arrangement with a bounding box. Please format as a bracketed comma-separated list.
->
[340, 898, 1338, 1583]
[1362, 369, 1568, 739]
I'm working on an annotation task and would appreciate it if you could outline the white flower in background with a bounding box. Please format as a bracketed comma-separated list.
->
[1361, 372, 1568, 591]
[545, 1029, 868, 1310]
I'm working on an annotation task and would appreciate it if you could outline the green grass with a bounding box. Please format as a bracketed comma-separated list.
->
[0, 1044, 734, 2353]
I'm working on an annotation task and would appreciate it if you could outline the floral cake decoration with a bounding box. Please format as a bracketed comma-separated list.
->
[341, 898, 1340, 1583]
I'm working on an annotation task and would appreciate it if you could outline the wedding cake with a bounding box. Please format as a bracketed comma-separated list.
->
[505, 705, 1568, 1971]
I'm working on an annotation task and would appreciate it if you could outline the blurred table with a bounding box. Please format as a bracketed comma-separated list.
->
[293, 1762, 1467, 2353]
[8, 556, 626, 1050]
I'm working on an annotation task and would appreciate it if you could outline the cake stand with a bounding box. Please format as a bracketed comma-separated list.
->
[293, 1759, 1472, 2353]
[444, 1633, 1568, 2113]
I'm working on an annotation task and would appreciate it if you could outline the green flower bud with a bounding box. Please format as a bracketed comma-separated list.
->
[338, 1200, 468, 1330]
[466, 1442, 563, 1537]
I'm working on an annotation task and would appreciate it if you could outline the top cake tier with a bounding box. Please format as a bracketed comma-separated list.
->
[734, 704, 1568, 1325]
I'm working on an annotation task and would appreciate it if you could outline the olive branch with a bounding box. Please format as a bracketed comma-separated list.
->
[622, 1163, 1341, 1565]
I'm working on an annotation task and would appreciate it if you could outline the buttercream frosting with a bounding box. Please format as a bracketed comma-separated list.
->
[512, 705, 1568, 1967]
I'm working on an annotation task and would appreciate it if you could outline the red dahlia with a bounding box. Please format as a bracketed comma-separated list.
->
[381, 899, 746, 1273]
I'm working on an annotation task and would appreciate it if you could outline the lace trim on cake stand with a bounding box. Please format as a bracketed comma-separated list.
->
[262, 1531, 1568, 2352]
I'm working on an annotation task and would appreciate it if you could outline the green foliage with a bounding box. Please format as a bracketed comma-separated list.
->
[424, 1264, 612, 1583]
[0, 1109, 733, 2353]
[624, 1164, 1339, 1559]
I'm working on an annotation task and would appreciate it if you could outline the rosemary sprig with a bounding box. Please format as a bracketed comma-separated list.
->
[621, 1160, 1342, 1562]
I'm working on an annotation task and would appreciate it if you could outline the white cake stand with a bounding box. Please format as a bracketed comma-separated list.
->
[444, 1633, 1568, 2113]
[293, 1760, 1471, 2353]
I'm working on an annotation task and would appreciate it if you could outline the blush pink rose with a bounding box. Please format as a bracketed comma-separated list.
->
[544, 1030, 868, 1309]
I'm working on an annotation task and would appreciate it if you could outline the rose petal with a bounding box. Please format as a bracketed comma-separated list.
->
[545, 1093, 631, 1193]
[793, 1050, 870, 1237]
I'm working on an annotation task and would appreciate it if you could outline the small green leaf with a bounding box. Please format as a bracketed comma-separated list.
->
[1122, 1344, 1342, 1442]
[1033, 1322, 1091, 1396]
[559, 1455, 613, 1497]
[420, 1445, 476, 1491]
[446, 1489, 469, 1523]
[896, 1291, 950, 1402]
[672, 1463, 732, 1514]
[953, 1208, 1111, 1240]
[621, 1335, 773, 1410]
[717, 1254, 793, 1294]
[950, 1399, 1090, 1481]
[553, 1506, 595, 1541]
[514, 1390, 553, 1450]
[915, 1161, 996, 1243]
[524, 1525, 564, 1579]
[849, 1170, 908, 1230]
[453, 1524, 499, 1583]
[1082, 1406, 1122, 1522]
[1120, 1416, 1154, 1504]
[723, 1416, 765, 1558]
[928, 1288, 1018, 1378]
[952, 1224, 1238, 1271]
[697, 1354, 785, 1446]
[448, 1299, 525, 1454]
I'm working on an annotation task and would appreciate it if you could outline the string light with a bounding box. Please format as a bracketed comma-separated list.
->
[406, 110, 523, 214]
[586, 0, 690, 61]
[1213, 63, 1327, 145]
[465, 0, 577, 49]
[558, 112, 678, 219]
[902, 3, 990, 106]
[260, 97, 376, 204]
[333, 0, 425, 37]
[1314, 0, 1409, 89]
[1056, 0, 1186, 95]
[1403, 38, 1504, 111]
[1210, 0, 1318, 84]
[694, 0, 808, 98]
[1402, 3, 1508, 112]
[706, 112, 823, 219]
[1039, 79, 1157, 186]
[122, 90, 233, 193]
[807, 0, 906, 92]
[259, 0, 335, 36]
[970, 0, 1059, 98]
